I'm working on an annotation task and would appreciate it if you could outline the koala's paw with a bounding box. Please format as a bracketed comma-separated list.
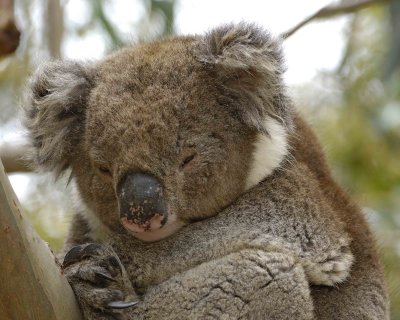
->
[302, 245, 354, 286]
[62, 243, 138, 320]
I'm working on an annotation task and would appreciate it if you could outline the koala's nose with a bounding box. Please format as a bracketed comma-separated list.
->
[117, 172, 168, 233]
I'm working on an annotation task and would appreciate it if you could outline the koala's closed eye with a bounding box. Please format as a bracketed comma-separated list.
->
[179, 153, 197, 171]
[93, 162, 113, 178]
[98, 166, 112, 177]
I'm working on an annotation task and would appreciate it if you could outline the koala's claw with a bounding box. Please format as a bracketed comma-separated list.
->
[96, 271, 117, 283]
[107, 300, 139, 309]
[62, 243, 138, 318]
[62, 244, 86, 269]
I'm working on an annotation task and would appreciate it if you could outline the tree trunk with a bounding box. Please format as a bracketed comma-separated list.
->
[0, 158, 82, 320]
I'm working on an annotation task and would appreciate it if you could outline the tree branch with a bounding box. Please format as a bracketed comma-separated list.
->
[47, 0, 64, 58]
[0, 141, 32, 173]
[282, 0, 392, 39]
[0, 158, 82, 319]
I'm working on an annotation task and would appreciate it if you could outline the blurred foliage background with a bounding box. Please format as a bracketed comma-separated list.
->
[0, 0, 399, 318]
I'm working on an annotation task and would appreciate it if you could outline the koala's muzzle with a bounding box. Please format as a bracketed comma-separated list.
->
[117, 172, 168, 233]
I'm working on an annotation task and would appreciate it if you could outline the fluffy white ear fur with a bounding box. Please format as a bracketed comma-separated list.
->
[195, 23, 293, 133]
[245, 117, 289, 190]
[24, 60, 94, 176]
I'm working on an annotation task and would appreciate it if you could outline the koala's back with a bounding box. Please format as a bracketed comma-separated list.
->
[291, 114, 388, 319]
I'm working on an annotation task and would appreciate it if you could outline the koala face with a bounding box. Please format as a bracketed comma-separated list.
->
[25, 23, 291, 241]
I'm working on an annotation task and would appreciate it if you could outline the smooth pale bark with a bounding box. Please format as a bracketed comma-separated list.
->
[0, 158, 82, 320]
[46, 0, 64, 58]
[0, 142, 32, 173]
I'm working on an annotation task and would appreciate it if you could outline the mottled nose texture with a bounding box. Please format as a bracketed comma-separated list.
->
[117, 172, 168, 232]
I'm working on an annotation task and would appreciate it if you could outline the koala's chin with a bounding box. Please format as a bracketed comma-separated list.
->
[122, 214, 186, 242]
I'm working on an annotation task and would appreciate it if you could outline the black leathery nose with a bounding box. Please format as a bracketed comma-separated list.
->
[117, 172, 167, 225]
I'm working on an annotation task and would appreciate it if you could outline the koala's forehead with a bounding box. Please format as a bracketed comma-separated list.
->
[96, 37, 199, 90]
[85, 37, 223, 155]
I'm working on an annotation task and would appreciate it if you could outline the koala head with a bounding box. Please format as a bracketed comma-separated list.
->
[25, 23, 291, 242]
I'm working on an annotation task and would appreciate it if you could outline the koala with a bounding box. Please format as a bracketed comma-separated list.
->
[24, 23, 389, 319]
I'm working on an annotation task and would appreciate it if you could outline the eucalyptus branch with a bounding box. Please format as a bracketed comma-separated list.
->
[282, 0, 392, 39]
[47, 0, 64, 58]
[0, 142, 32, 173]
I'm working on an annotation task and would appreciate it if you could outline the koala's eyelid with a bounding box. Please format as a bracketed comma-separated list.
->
[93, 159, 108, 166]
[90, 151, 109, 166]
[90, 157, 113, 177]
[96, 164, 113, 178]
[98, 166, 112, 175]
[179, 152, 197, 170]
[187, 143, 196, 148]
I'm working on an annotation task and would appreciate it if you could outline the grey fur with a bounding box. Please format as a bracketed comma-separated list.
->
[196, 23, 292, 133]
[24, 23, 388, 319]
[23, 60, 95, 176]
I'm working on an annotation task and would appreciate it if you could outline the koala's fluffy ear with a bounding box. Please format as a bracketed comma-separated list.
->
[196, 23, 292, 133]
[24, 61, 95, 175]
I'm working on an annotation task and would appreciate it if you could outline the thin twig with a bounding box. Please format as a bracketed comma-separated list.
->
[281, 0, 393, 39]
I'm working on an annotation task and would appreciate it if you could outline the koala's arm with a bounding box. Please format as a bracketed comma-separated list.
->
[62, 240, 314, 320]
[129, 249, 314, 320]
[234, 164, 355, 287]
